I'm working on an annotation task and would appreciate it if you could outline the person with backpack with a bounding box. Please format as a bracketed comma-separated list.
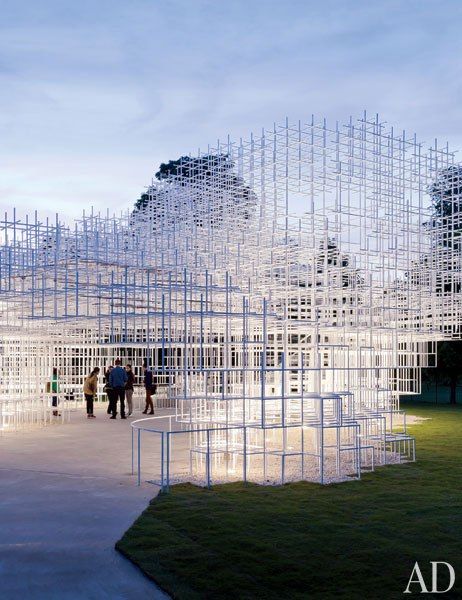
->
[83, 367, 100, 418]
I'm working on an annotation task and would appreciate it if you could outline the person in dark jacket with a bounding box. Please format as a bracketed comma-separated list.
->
[104, 366, 115, 415]
[142, 365, 155, 415]
[108, 359, 128, 419]
[125, 364, 135, 416]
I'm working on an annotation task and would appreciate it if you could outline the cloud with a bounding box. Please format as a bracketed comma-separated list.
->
[1, 0, 462, 222]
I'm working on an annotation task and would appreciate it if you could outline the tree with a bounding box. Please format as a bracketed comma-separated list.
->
[409, 165, 462, 295]
[411, 167, 462, 403]
[132, 154, 256, 227]
[134, 192, 150, 212]
[315, 238, 363, 289]
[428, 165, 462, 250]
[435, 340, 462, 404]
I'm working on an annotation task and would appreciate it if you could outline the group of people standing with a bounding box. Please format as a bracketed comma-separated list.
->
[82, 360, 156, 419]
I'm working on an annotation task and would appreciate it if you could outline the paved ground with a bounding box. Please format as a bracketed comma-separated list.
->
[0, 403, 169, 600]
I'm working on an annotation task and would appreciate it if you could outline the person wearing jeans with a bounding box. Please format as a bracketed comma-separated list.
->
[109, 359, 128, 419]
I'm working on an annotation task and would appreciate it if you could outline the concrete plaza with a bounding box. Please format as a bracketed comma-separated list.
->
[0, 403, 168, 600]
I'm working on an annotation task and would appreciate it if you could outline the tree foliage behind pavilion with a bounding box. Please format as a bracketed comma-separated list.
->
[411, 166, 462, 403]
[131, 154, 257, 230]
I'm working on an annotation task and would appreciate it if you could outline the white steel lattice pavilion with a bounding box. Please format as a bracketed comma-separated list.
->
[1, 114, 461, 487]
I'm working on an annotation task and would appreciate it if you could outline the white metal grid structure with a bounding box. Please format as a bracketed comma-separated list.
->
[1, 113, 460, 486]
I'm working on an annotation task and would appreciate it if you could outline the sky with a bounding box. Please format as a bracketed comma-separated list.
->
[2, 0, 462, 223]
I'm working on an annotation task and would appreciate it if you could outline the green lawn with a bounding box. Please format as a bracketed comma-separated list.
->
[116, 403, 462, 599]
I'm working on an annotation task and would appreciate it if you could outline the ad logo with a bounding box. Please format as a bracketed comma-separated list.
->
[404, 562, 455, 594]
